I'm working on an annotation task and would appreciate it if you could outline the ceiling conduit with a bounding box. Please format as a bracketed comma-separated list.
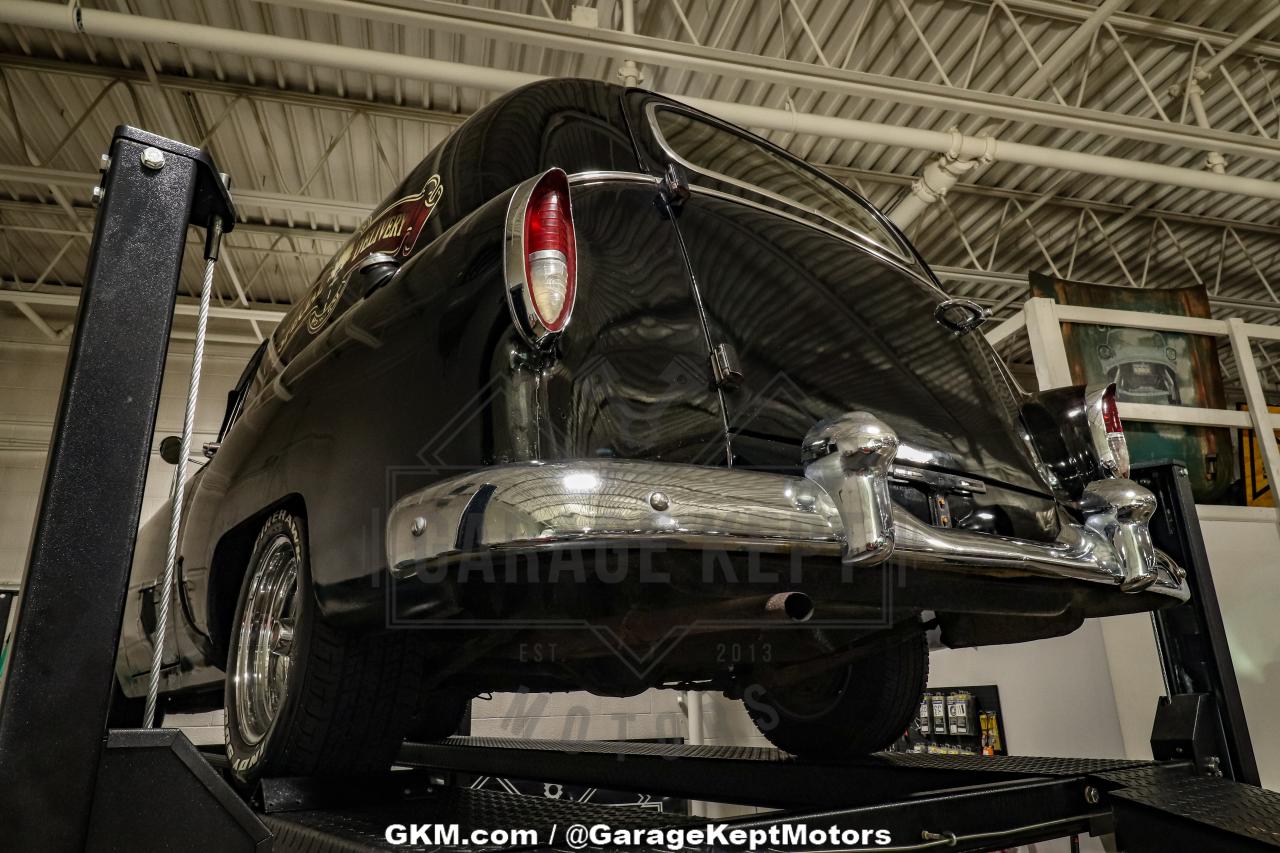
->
[887, 130, 995, 229]
[1181, 5, 1280, 176]
[888, 0, 1129, 228]
[5, 0, 1280, 202]
[243, 0, 1280, 164]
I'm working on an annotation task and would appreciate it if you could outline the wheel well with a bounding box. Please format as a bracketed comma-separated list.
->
[208, 494, 306, 669]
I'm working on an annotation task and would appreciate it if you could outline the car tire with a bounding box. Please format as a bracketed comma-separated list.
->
[224, 509, 425, 786]
[743, 629, 928, 758]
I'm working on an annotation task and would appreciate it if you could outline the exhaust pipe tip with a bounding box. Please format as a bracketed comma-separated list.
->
[766, 591, 814, 623]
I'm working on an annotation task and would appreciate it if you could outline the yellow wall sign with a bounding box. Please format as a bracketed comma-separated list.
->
[1240, 404, 1280, 507]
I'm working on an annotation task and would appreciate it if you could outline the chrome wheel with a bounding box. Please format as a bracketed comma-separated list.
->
[233, 533, 300, 746]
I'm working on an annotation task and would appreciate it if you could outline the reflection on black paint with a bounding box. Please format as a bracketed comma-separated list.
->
[673, 195, 1043, 495]
[541, 184, 725, 464]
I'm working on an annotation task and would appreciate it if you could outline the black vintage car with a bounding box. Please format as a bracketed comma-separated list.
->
[116, 79, 1187, 783]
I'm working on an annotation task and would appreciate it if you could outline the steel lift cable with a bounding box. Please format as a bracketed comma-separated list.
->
[144, 215, 224, 728]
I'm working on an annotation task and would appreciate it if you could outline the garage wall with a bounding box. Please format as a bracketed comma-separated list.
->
[0, 323, 66, 584]
[928, 620, 1127, 759]
[1203, 515, 1280, 791]
[0, 312, 256, 587]
[1, 310, 256, 745]
[1098, 612, 1165, 761]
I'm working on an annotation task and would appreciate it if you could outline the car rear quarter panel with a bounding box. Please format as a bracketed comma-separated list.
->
[183, 174, 726, 641]
[181, 190, 517, 639]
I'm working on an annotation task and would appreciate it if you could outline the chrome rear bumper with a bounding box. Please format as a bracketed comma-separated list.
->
[386, 422, 1186, 604]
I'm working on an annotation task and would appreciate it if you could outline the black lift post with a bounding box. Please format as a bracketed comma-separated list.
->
[0, 127, 266, 851]
[1134, 461, 1259, 786]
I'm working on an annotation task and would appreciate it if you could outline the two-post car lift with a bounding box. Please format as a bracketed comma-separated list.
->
[1, 129, 1279, 853]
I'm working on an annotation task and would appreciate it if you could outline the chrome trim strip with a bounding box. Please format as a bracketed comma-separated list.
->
[644, 102, 911, 263]
[568, 170, 661, 188]
[670, 181, 938, 293]
[386, 459, 1187, 602]
[565, 170, 938, 293]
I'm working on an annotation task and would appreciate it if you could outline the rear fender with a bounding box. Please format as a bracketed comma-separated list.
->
[1020, 384, 1110, 500]
[184, 190, 520, 633]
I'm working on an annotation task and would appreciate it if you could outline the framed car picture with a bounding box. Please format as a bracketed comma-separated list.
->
[1029, 272, 1233, 503]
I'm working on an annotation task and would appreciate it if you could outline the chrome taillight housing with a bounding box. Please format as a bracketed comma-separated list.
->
[504, 168, 577, 347]
[1021, 381, 1130, 500]
[1086, 382, 1130, 478]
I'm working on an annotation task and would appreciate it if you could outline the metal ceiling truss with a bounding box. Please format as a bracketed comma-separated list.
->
[923, 191, 1280, 317]
[252, 0, 1280, 163]
[2, 0, 1280, 343]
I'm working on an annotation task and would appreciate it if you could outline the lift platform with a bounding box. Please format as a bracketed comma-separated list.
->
[2, 127, 1279, 853]
[228, 735, 1280, 852]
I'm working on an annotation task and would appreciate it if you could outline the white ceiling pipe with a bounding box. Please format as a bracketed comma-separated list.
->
[240, 0, 1280, 163]
[8, 0, 1280, 203]
[683, 97, 1280, 202]
[1001, 0, 1280, 61]
[1008, 0, 1129, 100]
[887, 132, 995, 229]
[616, 0, 641, 88]
[0, 162, 376, 219]
[0, 288, 288, 323]
[931, 265, 1280, 316]
[885, 158, 962, 230]
[1179, 4, 1280, 177]
[1197, 4, 1280, 76]
[888, 0, 1125, 229]
[0, 0, 542, 93]
[1186, 79, 1228, 175]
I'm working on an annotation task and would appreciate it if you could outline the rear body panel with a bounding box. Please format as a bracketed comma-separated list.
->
[622, 94, 1058, 541]
[537, 180, 727, 465]
[118, 79, 1177, 703]
[673, 192, 1042, 489]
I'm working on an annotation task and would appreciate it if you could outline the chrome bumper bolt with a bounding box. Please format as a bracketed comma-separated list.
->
[648, 491, 670, 512]
[410, 516, 426, 537]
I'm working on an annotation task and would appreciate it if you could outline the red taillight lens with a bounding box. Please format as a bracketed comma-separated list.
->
[1099, 384, 1130, 478]
[1101, 385, 1123, 434]
[522, 171, 575, 332]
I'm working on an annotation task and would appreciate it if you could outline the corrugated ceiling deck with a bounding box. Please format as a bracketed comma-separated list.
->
[1, 0, 1279, 380]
